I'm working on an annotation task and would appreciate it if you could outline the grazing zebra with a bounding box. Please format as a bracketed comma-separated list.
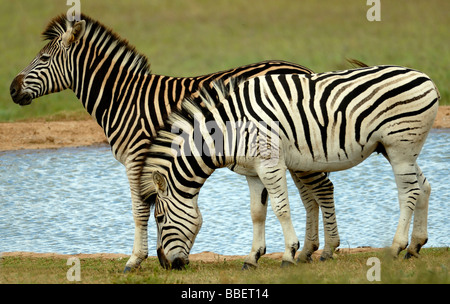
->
[141, 65, 439, 269]
[9, 13, 334, 271]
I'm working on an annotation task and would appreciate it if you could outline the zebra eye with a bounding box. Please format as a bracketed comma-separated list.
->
[40, 54, 51, 63]
[154, 197, 165, 223]
[155, 214, 165, 224]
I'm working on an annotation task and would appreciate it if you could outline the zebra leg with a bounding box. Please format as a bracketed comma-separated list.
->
[381, 121, 434, 258]
[306, 173, 339, 261]
[124, 171, 150, 272]
[405, 163, 430, 258]
[125, 200, 149, 272]
[290, 171, 339, 262]
[259, 167, 299, 267]
[289, 171, 320, 263]
[388, 160, 420, 257]
[242, 176, 268, 269]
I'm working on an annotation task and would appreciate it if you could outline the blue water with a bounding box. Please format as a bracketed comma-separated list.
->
[0, 129, 448, 256]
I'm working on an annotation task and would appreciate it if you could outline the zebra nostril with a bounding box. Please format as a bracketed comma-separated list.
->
[171, 257, 188, 270]
[10, 74, 24, 98]
[10, 82, 19, 97]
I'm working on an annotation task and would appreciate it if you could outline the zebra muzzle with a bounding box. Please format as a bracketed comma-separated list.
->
[171, 256, 189, 270]
[157, 246, 189, 270]
[10, 74, 33, 106]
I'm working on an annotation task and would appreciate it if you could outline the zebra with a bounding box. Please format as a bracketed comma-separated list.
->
[140, 65, 439, 269]
[9, 13, 337, 271]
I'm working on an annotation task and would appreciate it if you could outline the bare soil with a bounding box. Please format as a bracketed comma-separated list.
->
[0, 120, 107, 151]
[1, 106, 449, 152]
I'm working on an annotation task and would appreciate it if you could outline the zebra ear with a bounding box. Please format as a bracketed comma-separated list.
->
[72, 20, 86, 41]
[152, 171, 168, 195]
[62, 20, 86, 47]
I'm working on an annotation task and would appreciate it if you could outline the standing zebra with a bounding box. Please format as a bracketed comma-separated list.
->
[9, 14, 336, 271]
[141, 65, 439, 269]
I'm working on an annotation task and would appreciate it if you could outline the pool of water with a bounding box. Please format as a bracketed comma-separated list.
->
[0, 129, 448, 256]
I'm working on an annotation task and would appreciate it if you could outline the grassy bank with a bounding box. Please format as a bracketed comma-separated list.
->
[1, 248, 448, 284]
[1, 0, 449, 122]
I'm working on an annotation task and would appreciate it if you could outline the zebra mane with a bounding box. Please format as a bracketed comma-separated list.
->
[42, 14, 68, 41]
[42, 13, 151, 73]
[140, 103, 199, 206]
[150, 76, 244, 151]
[140, 77, 243, 206]
[190, 76, 243, 111]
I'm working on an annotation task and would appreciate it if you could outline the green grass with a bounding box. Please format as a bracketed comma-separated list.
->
[1, 0, 449, 122]
[1, 248, 448, 284]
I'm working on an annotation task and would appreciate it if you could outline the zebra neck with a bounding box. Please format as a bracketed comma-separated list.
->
[181, 100, 280, 172]
[72, 67, 197, 138]
[183, 107, 245, 171]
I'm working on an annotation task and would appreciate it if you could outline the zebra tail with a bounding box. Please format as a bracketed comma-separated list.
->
[347, 58, 369, 68]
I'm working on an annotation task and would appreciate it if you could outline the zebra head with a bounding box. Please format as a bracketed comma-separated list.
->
[152, 171, 203, 270]
[10, 16, 86, 106]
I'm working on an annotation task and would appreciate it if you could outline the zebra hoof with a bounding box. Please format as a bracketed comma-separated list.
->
[404, 251, 420, 259]
[242, 262, 257, 270]
[297, 254, 313, 263]
[123, 266, 132, 273]
[405, 243, 423, 259]
[280, 260, 295, 268]
[319, 256, 333, 262]
[319, 254, 334, 262]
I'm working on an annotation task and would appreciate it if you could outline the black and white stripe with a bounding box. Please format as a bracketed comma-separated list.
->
[142, 65, 439, 268]
[10, 14, 322, 271]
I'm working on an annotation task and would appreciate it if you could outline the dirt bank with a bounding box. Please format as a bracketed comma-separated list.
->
[0, 106, 449, 152]
[1, 247, 384, 263]
[0, 120, 107, 152]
